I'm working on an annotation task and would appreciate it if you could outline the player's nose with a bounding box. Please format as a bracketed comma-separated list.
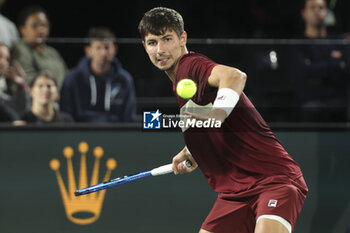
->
[156, 42, 166, 54]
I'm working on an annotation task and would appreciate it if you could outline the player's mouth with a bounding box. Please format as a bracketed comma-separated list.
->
[157, 57, 170, 66]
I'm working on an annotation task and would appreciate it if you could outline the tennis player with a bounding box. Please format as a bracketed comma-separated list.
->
[139, 7, 308, 233]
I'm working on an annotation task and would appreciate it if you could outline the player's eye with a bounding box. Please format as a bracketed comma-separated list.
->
[147, 41, 156, 46]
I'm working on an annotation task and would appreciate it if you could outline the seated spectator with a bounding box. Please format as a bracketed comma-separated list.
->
[60, 27, 137, 123]
[0, 42, 29, 116]
[21, 71, 73, 124]
[288, 0, 350, 122]
[0, 0, 19, 47]
[11, 5, 67, 89]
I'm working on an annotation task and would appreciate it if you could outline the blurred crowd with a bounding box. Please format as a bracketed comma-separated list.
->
[0, 0, 349, 125]
[0, 3, 136, 125]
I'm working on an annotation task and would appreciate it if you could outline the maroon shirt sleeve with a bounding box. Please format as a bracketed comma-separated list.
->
[173, 52, 217, 106]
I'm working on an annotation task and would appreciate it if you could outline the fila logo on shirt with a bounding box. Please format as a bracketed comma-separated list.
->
[268, 199, 278, 207]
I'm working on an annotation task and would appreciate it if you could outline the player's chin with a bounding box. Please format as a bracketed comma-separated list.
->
[154, 60, 171, 70]
[156, 65, 172, 71]
[158, 62, 175, 71]
[159, 67, 171, 71]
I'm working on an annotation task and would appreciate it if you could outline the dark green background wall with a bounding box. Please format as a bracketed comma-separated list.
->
[0, 129, 349, 233]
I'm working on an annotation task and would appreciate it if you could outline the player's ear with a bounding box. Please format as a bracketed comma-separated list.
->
[180, 31, 187, 47]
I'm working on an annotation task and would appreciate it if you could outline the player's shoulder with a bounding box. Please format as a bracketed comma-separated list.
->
[178, 52, 216, 73]
[180, 51, 212, 63]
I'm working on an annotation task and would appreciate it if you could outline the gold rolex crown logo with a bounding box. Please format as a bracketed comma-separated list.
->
[50, 141, 117, 225]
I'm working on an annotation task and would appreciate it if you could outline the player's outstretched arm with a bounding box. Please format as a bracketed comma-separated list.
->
[172, 146, 198, 175]
[208, 65, 247, 93]
[186, 65, 247, 123]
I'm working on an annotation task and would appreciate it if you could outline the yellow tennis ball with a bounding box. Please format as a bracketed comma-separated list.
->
[176, 79, 197, 99]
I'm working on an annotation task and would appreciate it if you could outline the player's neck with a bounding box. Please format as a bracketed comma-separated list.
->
[165, 47, 189, 83]
[165, 67, 176, 83]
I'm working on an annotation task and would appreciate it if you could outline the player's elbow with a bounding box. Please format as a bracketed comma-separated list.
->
[226, 68, 247, 91]
[233, 68, 247, 84]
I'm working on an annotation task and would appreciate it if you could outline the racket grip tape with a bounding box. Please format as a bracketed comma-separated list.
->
[151, 160, 192, 176]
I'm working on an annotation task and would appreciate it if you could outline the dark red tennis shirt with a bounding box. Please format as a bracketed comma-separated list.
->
[173, 52, 303, 193]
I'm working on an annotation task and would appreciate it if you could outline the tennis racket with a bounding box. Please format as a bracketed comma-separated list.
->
[74, 160, 192, 196]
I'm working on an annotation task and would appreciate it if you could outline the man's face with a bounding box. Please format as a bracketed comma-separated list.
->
[302, 0, 327, 28]
[86, 40, 116, 67]
[20, 12, 50, 45]
[0, 45, 10, 76]
[143, 29, 187, 72]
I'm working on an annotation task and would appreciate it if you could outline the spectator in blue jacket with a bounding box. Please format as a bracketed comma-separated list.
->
[60, 27, 137, 122]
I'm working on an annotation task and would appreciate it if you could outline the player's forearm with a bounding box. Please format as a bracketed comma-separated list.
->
[208, 66, 246, 118]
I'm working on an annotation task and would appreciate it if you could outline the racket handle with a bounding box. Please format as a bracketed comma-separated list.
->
[151, 160, 192, 176]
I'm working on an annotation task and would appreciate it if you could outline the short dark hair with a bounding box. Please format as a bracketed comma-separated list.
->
[87, 27, 116, 44]
[138, 7, 184, 40]
[18, 5, 49, 27]
[30, 71, 57, 88]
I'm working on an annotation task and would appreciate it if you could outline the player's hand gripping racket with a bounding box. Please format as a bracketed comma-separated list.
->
[74, 160, 192, 196]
